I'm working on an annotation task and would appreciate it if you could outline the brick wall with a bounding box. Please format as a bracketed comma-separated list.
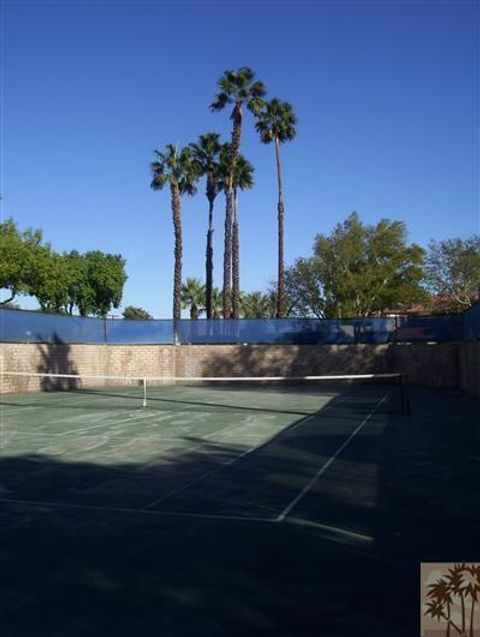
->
[0, 343, 175, 394]
[385, 342, 461, 388]
[174, 344, 390, 377]
[1, 341, 478, 397]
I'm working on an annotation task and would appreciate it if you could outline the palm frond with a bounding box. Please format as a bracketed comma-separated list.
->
[212, 68, 266, 115]
[254, 97, 297, 144]
[210, 91, 230, 111]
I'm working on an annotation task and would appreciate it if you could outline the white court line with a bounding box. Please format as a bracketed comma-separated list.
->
[284, 516, 374, 543]
[1, 392, 388, 525]
[141, 406, 327, 511]
[0, 405, 38, 416]
[0, 496, 275, 523]
[60, 410, 160, 435]
[276, 393, 389, 521]
[0, 396, 387, 525]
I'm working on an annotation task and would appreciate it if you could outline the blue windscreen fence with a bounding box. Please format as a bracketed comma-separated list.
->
[177, 318, 395, 344]
[0, 309, 106, 344]
[1, 307, 477, 344]
[394, 314, 466, 342]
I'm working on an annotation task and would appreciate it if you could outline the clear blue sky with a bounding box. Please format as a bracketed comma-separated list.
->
[1, 0, 478, 317]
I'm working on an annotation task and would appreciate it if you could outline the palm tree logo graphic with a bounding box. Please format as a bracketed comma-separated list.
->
[423, 563, 480, 637]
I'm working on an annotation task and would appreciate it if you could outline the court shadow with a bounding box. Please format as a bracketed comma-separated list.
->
[1, 386, 478, 636]
[37, 332, 79, 391]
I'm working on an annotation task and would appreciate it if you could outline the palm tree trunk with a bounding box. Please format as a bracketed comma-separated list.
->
[206, 197, 214, 320]
[223, 191, 233, 319]
[171, 182, 182, 320]
[274, 136, 286, 318]
[223, 105, 242, 319]
[469, 598, 475, 637]
[231, 188, 240, 318]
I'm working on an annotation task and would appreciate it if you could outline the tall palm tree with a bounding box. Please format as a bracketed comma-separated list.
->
[189, 133, 222, 319]
[255, 98, 297, 318]
[219, 143, 254, 318]
[446, 564, 468, 636]
[464, 564, 480, 637]
[150, 144, 198, 320]
[181, 277, 206, 320]
[210, 67, 266, 319]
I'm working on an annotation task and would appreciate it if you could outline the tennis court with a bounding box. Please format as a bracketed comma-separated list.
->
[1, 375, 479, 636]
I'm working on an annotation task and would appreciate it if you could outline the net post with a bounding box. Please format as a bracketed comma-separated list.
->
[142, 377, 147, 408]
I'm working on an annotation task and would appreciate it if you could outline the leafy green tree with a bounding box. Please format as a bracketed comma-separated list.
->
[0, 219, 127, 316]
[255, 98, 297, 317]
[0, 302, 20, 310]
[0, 219, 44, 305]
[62, 250, 92, 315]
[122, 306, 153, 320]
[189, 133, 222, 319]
[425, 236, 480, 313]
[181, 277, 206, 320]
[83, 251, 127, 317]
[283, 258, 326, 318]
[32, 249, 70, 313]
[286, 213, 426, 318]
[211, 67, 266, 319]
[266, 281, 298, 318]
[151, 144, 199, 319]
[219, 143, 254, 319]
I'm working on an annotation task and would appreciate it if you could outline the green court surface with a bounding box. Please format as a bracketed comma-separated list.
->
[0, 383, 479, 636]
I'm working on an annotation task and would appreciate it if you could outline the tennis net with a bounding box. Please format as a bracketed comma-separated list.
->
[1, 370, 410, 414]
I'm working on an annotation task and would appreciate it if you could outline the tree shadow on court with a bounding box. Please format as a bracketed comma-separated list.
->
[1, 386, 479, 637]
[36, 332, 79, 391]
[193, 342, 390, 379]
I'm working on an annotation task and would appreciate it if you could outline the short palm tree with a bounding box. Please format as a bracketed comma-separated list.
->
[211, 286, 223, 319]
[255, 98, 297, 317]
[210, 67, 266, 319]
[181, 277, 206, 320]
[219, 143, 254, 319]
[241, 291, 270, 318]
[150, 144, 198, 320]
[427, 578, 453, 637]
[189, 133, 222, 319]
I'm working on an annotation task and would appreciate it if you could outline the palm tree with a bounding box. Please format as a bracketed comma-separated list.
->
[211, 286, 223, 319]
[150, 144, 199, 320]
[189, 133, 222, 319]
[219, 143, 254, 319]
[446, 564, 468, 636]
[427, 578, 454, 637]
[241, 291, 270, 318]
[255, 98, 297, 318]
[210, 67, 266, 319]
[463, 564, 480, 637]
[181, 277, 206, 320]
